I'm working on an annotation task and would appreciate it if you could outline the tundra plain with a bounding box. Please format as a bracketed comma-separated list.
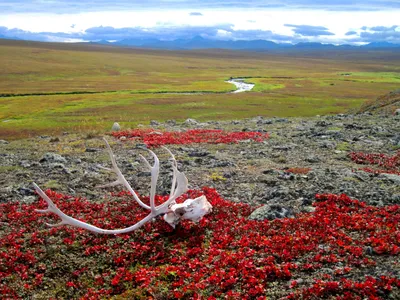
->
[1, 39, 400, 139]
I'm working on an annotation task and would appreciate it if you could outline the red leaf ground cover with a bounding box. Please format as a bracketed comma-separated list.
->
[285, 167, 312, 175]
[1, 189, 399, 299]
[111, 129, 269, 148]
[349, 151, 400, 175]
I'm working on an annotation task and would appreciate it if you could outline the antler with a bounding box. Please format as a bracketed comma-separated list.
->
[33, 138, 212, 234]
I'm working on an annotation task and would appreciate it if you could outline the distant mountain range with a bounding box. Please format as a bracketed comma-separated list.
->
[93, 36, 400, 51]
[1, 35, 400, 51]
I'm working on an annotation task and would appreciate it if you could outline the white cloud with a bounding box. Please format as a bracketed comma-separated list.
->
[216, 29, 232, 38]
[0, 7, 399, 44]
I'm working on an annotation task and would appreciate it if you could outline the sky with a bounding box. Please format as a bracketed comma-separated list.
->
[0, 1, 400, 45]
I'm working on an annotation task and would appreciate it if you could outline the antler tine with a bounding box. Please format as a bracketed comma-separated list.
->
[102, 138, 151, 210]
[162, 146, 178, 197]
[33, 183, 77, 228]
[156, 167, 188, 212]
[33, 182, 156, 234]
[139, 150, 159, 214]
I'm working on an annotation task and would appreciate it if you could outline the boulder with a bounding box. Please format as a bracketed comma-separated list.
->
[183, 118, 198, 125]
[111, 122, 121, 131]
[40, 153, 67, 164]
[249, 203, 293, 221]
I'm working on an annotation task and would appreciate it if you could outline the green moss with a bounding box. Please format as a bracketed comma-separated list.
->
[249, 78, 285, 92]
[210, 172, 227, 182]
[337, 72, 400, 83]
[343, 177, 359, 182]
[44, 180, 62, 190]
[275, 155, 287, 163]
[336, 142, 350, 151]
[0, 165, 22, 173]
[268, 133, 279, 139]
[327, 126, 342, 131]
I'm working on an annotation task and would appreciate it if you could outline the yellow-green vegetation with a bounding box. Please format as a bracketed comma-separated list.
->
[336, 142, 351, 152]
[43, 180, 62, 190]
[1, 39, 400, 139]
[210, 172, 227, 182]
[248, 78, 285, 92]
[338, 72, 400, 83]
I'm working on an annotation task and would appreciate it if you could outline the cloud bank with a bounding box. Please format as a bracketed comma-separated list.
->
[1, 23, 400, 45]
[344, 25, 400, 44]
[285, 24, 334, 36]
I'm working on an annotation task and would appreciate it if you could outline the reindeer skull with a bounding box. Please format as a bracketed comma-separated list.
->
[33, 138, 212, 234]
[163, 195, 212, 227]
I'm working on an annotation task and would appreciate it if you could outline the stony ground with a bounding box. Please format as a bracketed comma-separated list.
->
[1, 112, 399, 299]
[1, 113, 399, 210]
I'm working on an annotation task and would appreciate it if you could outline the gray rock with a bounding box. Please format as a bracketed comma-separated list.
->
[306, 155, 320, 163]
[263, 185, 290, 201]
[22, 196, 37, 204]
[319, 140, 337, 149]
[19, 160, 31, 168]
[316, 120, 331, 127]
[135, 143, 147, 149]
[395, 109, 400, 115]
[278, 172, 295, 180]
[261, 119, 274, 125]
[111, 122, 121, 131]
[275, 118, 289, 123]
[365, 246, 374, 255]
[0, 140, 9, 144]
[249, 203, 293, 220]
[183, 118, 199, 125]
[49, 163, 70, 174]
[150, 120, 159, 126]
[379, 173, 400, 184]
[250, 116, 264, 123]
[390, 134, 400, 146]
[40, 153, 67, 164]
[165, 119, 176, 126]
[295, 125, 309, 131]
[188, 150, 210, 157]
[18, 187, 35, 196]
[302, 206, 316, 213]
[391, 194, 400, 202]
[348, 170, 370, 182]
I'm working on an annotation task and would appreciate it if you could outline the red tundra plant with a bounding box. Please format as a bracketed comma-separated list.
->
[286, 167, 312, 175]
[349, 151, 400, 175]
[1, 190, 399, 299]
[288, 276, 400, 299]
[112, 128, 269, 148]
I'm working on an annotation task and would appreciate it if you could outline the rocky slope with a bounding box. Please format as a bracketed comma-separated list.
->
[357, 89, 400, 115]
[1, 113, 399, 212]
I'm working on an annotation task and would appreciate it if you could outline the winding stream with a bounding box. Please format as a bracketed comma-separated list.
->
[0, 77, 255, 99]
[226, 78, 255, 93]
